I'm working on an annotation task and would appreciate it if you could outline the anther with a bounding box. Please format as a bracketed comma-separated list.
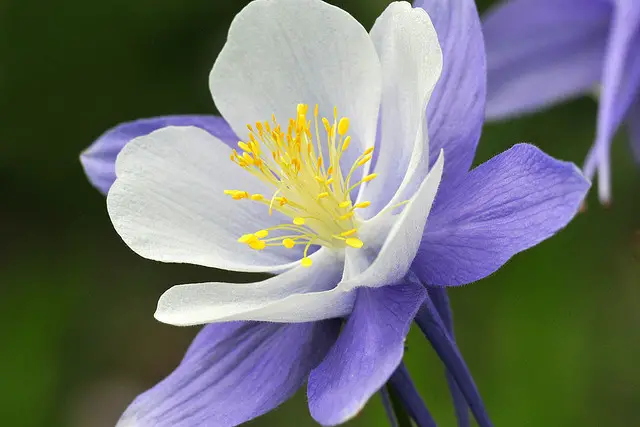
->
[338, 117, 350, 136]
[339, 212, 354, 220]
[362, 173, 378, 182]
[345, 238, 364, 249]
[255, 230, 269, 238]
[354, 201, 371, 209]
[341, 136, 352, 152]
[238, 234, 256, 244]
[248, 239, 266, 250]
[356, 154, 372, 167]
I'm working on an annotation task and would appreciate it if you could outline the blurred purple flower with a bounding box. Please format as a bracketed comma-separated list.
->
[82, 0, 589, 426]
[483, 0, 640, 203]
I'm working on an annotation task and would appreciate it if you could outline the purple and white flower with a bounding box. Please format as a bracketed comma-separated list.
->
[82, 0, 589, 426]
[483, 0, 640, 204]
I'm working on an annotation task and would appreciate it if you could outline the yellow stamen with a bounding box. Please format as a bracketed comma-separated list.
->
[356, 155, 372, 167]
[338, 117, 350, 136]
[339, 212, 355, 220]
[238, 234, 256, 244]
[345, 238, 363, 248]
[341, 136, 352, 152]
[248, 239, 266, 250]
[354, 201, 371, 209]
[227, 104, 382, 266]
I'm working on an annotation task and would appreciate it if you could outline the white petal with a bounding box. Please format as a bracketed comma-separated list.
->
[108, 126, 302, 273]
[209, 0, 382, 174]
[153, 153, 443, 325]
[358, 2, 443, 217]
[154, 249, 354, 324]
[344, 149, 444, 289]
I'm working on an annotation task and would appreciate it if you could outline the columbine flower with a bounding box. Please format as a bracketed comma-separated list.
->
[82, 0, 589, 426]
[483, 0, 640, 204]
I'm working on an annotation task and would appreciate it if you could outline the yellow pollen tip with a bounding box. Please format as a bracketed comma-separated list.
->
[250, 194, 264, 201]
[283, 238, 295, 249]
[339, 201, 351, 208]
[362, 173, 378, 183]
[339, 212, 355, 220]
[364, 147, 374, 155]
[254, 230, 269, 239]
[238, 141, 251, 152]
[301, 257, 313, 267]
[248, 239, 266, 250]
[242, 152, 254, 165]
[342, 136, 352, 152]
[238, 234, 256, 244]
[356, 155, 372, 167]
[293, 217, 306, 225]
[317, 192, 329, 199]
[354, 201, 371, 209]
[345, 238, 364, 249]
[338, 117, 350, 135]
[225, 190, 249, 200]
[340, 228, 357, 237]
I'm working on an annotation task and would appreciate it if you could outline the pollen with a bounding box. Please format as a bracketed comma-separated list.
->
[225, 104, 378, 267]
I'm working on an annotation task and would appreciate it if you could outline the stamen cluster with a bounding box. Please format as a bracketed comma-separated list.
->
[224, 104, 377, 267]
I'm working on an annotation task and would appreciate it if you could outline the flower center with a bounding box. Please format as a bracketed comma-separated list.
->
[224, 104, 377, 267]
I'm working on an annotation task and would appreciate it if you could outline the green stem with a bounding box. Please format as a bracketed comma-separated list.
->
[384, 384, 414, 427]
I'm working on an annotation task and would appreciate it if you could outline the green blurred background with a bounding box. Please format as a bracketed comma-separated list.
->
[1, 0, 639, 426]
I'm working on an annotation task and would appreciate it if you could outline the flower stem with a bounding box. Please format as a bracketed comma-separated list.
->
[426, 286, 470, 427]
[381, 385, 410, 427]
[414, 293, 493, 427]
[388, 362, 437, 427]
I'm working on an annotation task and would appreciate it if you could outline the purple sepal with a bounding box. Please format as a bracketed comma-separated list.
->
[413, 143, 589, 286]
[307, 282, 426, 426]
[483, 0, 611, 119]
[117, 320, 339, 427]
[81, 115, 238, 194]
[583, 2, 640, 202]
[414, 0, 487, 184]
